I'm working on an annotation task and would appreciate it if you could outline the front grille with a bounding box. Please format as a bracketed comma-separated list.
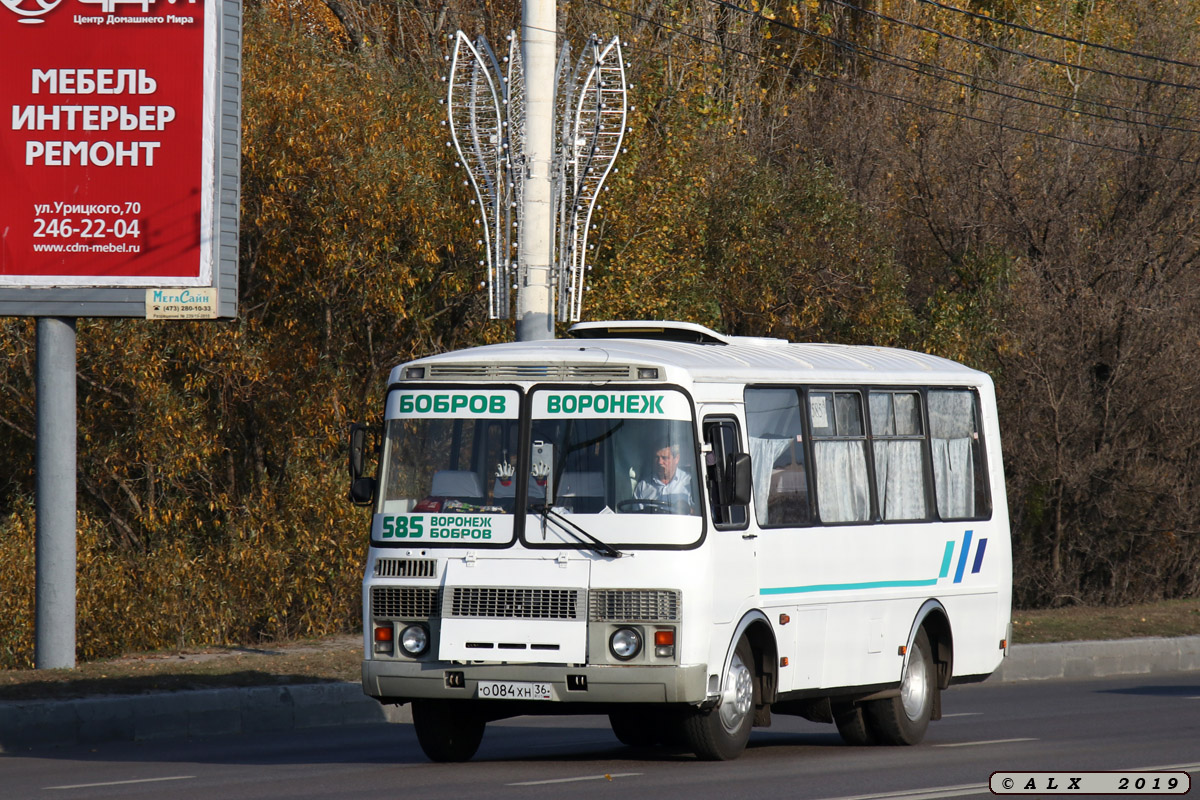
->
[449, 587, 583, 620]
[427, 363, 637, 381]
[374, 558, 437, 578]
[371, 586, 440, 619]
[589, 589, 681, 622]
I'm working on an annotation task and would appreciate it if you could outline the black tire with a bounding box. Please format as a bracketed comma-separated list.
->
[864, 628, 936, 745]
[609, 709, 665, 748]
[832, 701, 876, 746]
[680, 637, 756, 761]
[411, 700, 486, 762]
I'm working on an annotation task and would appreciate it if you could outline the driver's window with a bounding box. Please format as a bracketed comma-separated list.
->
[703, 417, 748, 528]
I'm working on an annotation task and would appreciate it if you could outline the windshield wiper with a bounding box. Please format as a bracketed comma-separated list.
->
[530, 503, 625, 559]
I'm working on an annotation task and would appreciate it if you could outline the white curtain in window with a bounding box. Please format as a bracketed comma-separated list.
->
[814, 441, 870, 522]
[932, 437, 974, 518]
[749, 437, 791, 526]
[874, 440, 927, 520]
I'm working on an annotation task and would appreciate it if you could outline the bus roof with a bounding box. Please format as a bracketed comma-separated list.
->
[393, 321, 990, 387]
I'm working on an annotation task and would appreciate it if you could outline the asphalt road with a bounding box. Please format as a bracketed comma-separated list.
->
[4, 673, 1199, 800]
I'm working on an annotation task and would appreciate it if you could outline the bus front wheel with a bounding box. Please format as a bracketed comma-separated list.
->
[680, 637, 756, 760]
[609, 709, 667, 748]
[864, 628, 935, 745]
[411, 700, 486, 762]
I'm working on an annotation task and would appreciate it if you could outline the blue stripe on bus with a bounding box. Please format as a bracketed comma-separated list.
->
[954, 530, 974, 584]
[971, 538, 988, 574]
[761, 578, 939, 595]
[939, 540, 955, 578]
[955, 527, 974, 585]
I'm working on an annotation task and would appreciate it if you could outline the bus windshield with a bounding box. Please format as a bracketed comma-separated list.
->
[374, 388, 521, 546]
[524, 388, 702, 548]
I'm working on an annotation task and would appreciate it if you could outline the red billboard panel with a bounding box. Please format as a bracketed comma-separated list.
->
[0, 0, 214, 287]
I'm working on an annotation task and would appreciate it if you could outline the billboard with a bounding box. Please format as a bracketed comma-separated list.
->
[0, 0, 239, 318]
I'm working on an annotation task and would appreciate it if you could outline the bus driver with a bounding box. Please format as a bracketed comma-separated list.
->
[633, 440, 695, 513]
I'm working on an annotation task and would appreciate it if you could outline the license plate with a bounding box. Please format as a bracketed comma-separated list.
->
[476, 680, 555, 701]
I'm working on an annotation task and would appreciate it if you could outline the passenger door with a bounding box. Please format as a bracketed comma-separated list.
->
[701, 411, 756, 630]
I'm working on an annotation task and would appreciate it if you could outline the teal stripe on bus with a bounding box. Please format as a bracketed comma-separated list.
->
[939, 540, 955, 579]
[761, 578, 939, 595]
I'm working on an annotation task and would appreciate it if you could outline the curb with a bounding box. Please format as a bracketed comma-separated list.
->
[3, 636, 1198, 749]
[0, 682, 411, 750]
[991, 635, 1200, 682]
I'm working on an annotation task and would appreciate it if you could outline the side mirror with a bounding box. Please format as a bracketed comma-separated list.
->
[728, 452, 752, 506]
[349, 423, 367, 480]
[348, 423, 376, 506]
[350, 476, 376, 506]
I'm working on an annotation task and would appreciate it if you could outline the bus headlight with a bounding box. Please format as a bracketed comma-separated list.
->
[609, 627, 642, 661]
[400, 624, 430, 657]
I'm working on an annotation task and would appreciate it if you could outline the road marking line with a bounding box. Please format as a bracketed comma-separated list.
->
[508, 772, 642, 786]
[45, 775, 196, 791]
[940, 712, 983, 718]
[807, 783, 989, 800]
[1136, 762, 1200, 773]
[935, 737, 1037, 747]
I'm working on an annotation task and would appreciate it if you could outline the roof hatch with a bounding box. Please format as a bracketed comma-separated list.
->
[568, 320, 731, 345]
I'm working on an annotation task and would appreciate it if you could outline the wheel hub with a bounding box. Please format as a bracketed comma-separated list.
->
[901, 643, 930, 720]
[719, 651, 754, 733]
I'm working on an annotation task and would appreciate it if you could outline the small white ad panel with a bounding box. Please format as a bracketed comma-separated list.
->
[438, 618, 587, 664]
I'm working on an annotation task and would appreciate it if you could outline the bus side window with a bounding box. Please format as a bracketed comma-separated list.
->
[744, 388, 810, 526]
[809, 390, 871, 523]
[703, 417, 748, 528]
[869, 390, 931, 521]
[928, 389, 992, 520]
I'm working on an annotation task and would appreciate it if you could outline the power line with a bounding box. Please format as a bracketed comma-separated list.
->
[705, 0, 1200, 135]
[684, 0, 1200, 130]
[705, 0, 1200, 140]
[698, 0, 1200, 135]
[583, 0, 1200, 165]
[844, 36, 1200, 128]
[916, 0, 1200, 72]
[821, 0, 1200, 92]
[847, 39, 1200, 135]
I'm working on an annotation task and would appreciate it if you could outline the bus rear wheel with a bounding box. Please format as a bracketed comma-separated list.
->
[411, 700, 486, 762]
[680, 637, 756, 760]
[832, 701, 875, 746]
[864, 628, 935, 745]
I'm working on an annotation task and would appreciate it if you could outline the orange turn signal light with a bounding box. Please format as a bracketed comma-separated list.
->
[374, 625, 394, 642]
[654, 630, 675, 647]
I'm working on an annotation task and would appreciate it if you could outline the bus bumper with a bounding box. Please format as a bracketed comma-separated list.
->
[362, 659, 709, 705]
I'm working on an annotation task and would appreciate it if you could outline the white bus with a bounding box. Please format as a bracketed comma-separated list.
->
[348, 321, 1012, 762]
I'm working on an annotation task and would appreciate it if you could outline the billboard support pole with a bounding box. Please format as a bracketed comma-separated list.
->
[35, 317, 77, 670]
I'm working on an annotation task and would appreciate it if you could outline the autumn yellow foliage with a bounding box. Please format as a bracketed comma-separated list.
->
[4, 0, 1200, 667]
